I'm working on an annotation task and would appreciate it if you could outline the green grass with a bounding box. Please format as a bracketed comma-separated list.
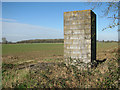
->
[2, 43, 64, 55]
[2, 42, 119, 88]
[97, 42, 118, 52]
[2, 42, 118, 58]
[2, 42, 118, 64]
[2, 43, 64, 63]
[2, 42, 118, 55]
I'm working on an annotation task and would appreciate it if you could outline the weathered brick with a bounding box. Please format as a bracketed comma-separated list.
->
[64, 10, 96, 69]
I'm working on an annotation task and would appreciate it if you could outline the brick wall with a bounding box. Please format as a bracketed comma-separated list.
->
[64, 10, 96, 69]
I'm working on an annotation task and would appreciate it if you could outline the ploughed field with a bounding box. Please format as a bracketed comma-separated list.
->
[2, 42, 119, 88]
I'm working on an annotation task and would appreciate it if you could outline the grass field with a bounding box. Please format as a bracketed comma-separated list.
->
[2, 43, 64, 64]
[2, 42, 119, 88]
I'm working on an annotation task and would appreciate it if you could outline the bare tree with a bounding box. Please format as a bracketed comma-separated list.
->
[2, 37, 7, 44]
[88, 1, 119, 31]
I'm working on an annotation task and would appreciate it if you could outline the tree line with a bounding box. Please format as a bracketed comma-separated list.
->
[17, 39, 64, 43]
[1, 37, 119, 44]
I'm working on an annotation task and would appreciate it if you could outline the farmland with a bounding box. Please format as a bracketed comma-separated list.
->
[2, 42, 119, 88]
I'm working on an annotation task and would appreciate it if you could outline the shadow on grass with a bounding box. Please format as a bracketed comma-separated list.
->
[91, 59, 107, 68]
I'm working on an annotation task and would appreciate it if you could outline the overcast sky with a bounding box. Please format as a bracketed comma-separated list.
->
[1, 2, 119, 42]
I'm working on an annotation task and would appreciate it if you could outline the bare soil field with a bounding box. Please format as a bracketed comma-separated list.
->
[2, 42, 119, 88]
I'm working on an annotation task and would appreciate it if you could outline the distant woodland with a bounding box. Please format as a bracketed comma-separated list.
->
[17, 39, 64, 43]
[1, 38, 119, 44]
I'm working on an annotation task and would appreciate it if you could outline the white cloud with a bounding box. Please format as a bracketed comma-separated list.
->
[2, 21, 64, 42]
[2, 18, 118, 42]
[0, 18, 17, 22]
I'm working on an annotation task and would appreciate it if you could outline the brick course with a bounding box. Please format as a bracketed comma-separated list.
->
[64, 10, 96, 69]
